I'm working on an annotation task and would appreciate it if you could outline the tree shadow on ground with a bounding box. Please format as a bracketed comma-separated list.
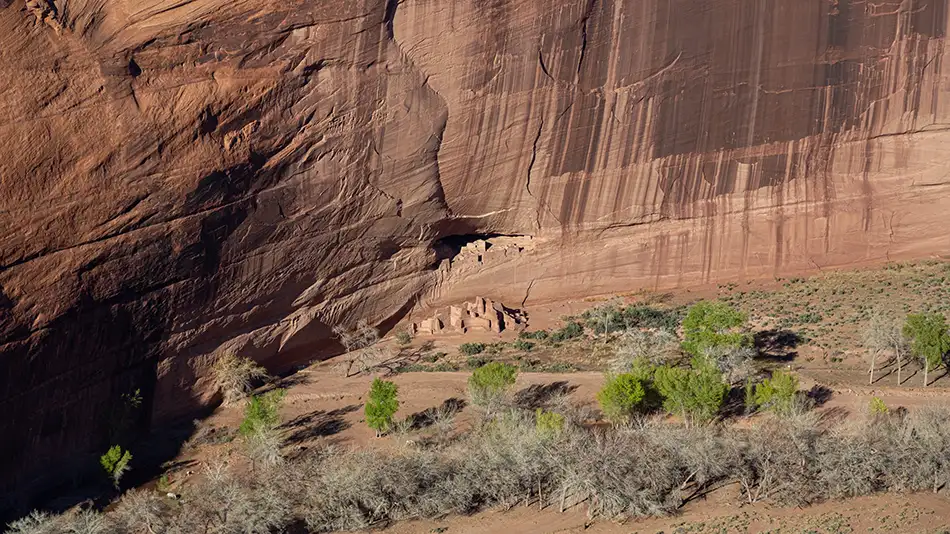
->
[928, 366, 950, 386]
[806, 384, 834, 407]
[407, 398, 467, 431]
[282, 405, 359, 445]
[721, 385, 750, 419]
[274, 371, 311, 389]
[371, 341, 436, 376]
[754, 329, 800, 362]
[513, 381, 578, 410]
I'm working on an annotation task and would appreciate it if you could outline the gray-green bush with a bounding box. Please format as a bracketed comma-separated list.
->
[13, 406, 950, 533]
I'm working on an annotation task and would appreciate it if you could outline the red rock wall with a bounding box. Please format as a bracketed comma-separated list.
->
[1, 0, 949, 500]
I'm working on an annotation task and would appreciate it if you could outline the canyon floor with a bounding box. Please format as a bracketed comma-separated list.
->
[145, 259, 950, 533]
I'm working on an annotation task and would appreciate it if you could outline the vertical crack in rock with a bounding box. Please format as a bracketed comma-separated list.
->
[383, 0, 399, 39]
[577, 0, 597, 77]
[526, 116, 545, 231]
[521, 277, 536, 308]
[538, 50, 556, 82]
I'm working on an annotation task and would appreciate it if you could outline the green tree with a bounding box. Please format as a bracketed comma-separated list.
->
[752, 370, 799, 416]
[239, 389, 286, 437]
[903, 313, 950, 387]
[100, 445, 132, 489]
[596, 373, 647, 425]
[239, 389, 286, 468]
[681, 301, 751, 357]
[365, 378, 400, 437]
[653, 358, 728, 425]
[468, 362, 518, 412]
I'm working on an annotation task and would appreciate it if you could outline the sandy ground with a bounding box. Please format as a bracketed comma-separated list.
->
[367, 492, 950, 534]
[196, 365, 950, 450]
[173, 362, 950, 534]
[177, 262, 950, 533]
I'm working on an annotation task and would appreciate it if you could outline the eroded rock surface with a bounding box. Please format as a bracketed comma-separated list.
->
[2, 0, 950, 503]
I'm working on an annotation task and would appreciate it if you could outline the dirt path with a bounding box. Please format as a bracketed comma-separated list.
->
[358, 491, 950, 533]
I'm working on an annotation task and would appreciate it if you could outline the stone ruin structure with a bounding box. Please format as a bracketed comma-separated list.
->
[413, 296, 525, 336]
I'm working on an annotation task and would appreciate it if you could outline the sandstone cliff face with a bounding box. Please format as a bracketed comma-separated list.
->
[1, 0, 949, 501]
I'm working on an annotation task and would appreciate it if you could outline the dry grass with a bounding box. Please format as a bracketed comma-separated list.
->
[13, 403, 950, 533]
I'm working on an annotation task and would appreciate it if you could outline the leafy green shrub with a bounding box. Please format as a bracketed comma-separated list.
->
[597, 373, 647, 424]
[681, 301, 752, 356]
[512, 339, 535, 352]
[535, 409, 565, 439]
[549, 321, 584, 343]
[519, 330, 549, 340]
[468, 362, 518, 411]
[365, 379, 399, 437]
[100, 445, 132, 489]
[653, 359, 728, 424]
[752, 371, 799, 416]
[459, 342, 486, 356]
[903, 312, 950, 386]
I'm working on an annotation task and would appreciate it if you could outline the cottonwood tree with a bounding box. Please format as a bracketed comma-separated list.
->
[111, 489, 172, 534]
[752, 371, 800, 416]
[365, 378, 399, 437]
[596, 373, 647, 425]
[681, 301, 752, 357]
[211, 352, 268, 406]
[333, 320, 388, 377]
[4, 511, 59, 534]
[100, 445, 132, 489]
[903, 313, 950, 387]
[654, 359, 729, 425]
[240, 389, 286, 468]
[611, 329, 679, 372]
[702, 345, 757, 385]
[862, 313, 908, 385]
[468, 362, 518, 414]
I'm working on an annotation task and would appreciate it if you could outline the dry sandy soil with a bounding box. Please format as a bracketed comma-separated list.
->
[173, 365, 950, 534]
[166, 261, 950, 533]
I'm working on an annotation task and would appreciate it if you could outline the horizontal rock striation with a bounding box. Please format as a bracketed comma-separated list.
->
[1, 0, 949, 507]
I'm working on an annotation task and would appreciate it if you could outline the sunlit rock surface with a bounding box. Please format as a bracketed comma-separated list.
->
[1, 0, 949, 503]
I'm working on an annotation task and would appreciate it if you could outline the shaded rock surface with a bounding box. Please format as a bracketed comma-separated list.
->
[2, 0, 950, 504]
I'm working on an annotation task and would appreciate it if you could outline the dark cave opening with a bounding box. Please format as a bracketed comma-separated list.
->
[432, 233, 513, 262]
